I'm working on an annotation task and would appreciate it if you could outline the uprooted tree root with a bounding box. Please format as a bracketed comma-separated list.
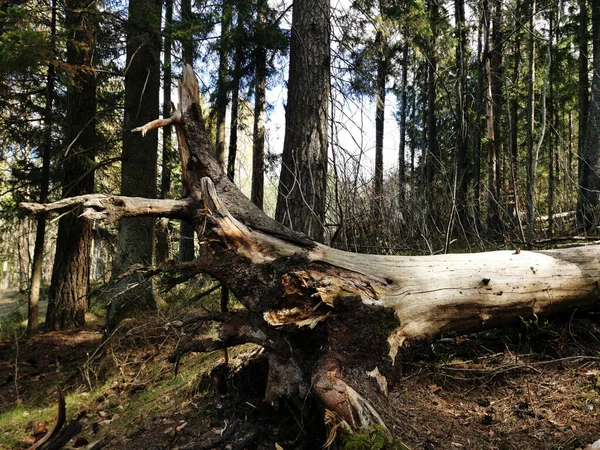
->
[20, 64, 600, 448]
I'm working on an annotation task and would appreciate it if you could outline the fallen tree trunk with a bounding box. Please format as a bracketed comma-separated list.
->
[21, 66, 600, 436]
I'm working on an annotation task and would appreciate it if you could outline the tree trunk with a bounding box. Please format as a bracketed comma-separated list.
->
[27, 0, 56, 333]
[398, 43, 408, 206]
[455, 0, 469, 229]
[547, 8, 555, 235]
[525, 0, 537, 243]
[576, 0, 589, 229]
[473, 1, 484, 228]
[374, 2, 387, 215]
[483, 0, 497, 233]
[178, 0, 196, 263]
[46, 0, 98, 331]
[22, 66, 600, 437]
[227, 24, 242, 182]
[487, 0, 503, 236]
[410, 64, 417, 179]
[274, 0, 329, 242]
[251, 2, 267, 211]
[419, 60, 429, 197]
[215, 0, 232, 336]
[579, 0, 600, 228]
[180, 0, 193, 65]
[508, 0, 522, 234]
[425, 1, 438, 197]
[157, 0, 174, 264]
[107, 0, 162, 329]
[215, 0, 230, 170]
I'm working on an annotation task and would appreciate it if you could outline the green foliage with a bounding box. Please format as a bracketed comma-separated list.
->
[0, 5, 52, 77]
[0, 28, 51, 77]
[520, 315, 559, 341]
[0, 309, 26, 342]
[341, 425, 409, 450]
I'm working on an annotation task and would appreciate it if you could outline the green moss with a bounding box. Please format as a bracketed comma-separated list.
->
[343, 433, 376, 450]
[341, 425, 411, 450]
[341, 425, 388, 450]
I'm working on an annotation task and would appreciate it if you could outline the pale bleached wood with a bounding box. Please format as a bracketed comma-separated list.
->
[21, 195, 193, 222]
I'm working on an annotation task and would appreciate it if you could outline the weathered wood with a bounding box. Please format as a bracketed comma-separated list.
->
[20, 65, 600, 436]
[28, 389, 65, 450]
[21, 196, 193, 221]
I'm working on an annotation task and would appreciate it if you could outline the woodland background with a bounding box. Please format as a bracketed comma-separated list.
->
[1, 0, 600, 448]
[1, 0, 599, 329]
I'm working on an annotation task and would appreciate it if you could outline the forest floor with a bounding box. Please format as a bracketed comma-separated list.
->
[0, 290, 47, 338]
[0, 289, 599, 450]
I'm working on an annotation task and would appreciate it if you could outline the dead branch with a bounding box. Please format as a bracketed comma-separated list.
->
[28, 389, 65, 450]
[131, 110, 182, 136]
[21, 195, 194, 222]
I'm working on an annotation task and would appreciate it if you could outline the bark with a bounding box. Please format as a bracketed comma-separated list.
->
[178, 0, 195, 263]
[419, 60, 429, 196]
[425, 43, 438, 191]
[157, 0, 174, 264]
[410, 65, 417, 179]
[215, 0, 230, 169]
[27, 0, 55, 333]
[251, 6, 266, 211]
[46, 0, 98, 331]
[107, 0, 162, 329]
[275, 0, 329, 242]
[227, 27, 242, 181]
[374, 2, 387, 214]
[576, 0, 589, 228]
[23, 66, 600, 437]
[473, 2, 484, 227]
[579, 0, 600, 228]
[374, 36, 385, 215]
[180, 0, 193, 65]
[487, 0, 503, 236]
[525, 0, 537, 243]
[455, 0, 469, 227]
[547, 9, 556, 235]
[508, 0, 522, 232]
[215, 0, 232, 335]
[398, 43, 408, 206]
[483, 0, 497, 233]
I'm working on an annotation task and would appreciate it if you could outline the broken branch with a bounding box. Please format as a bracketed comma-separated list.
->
[21, 195, 194, 222]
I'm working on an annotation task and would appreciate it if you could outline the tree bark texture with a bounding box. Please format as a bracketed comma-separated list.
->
[455, 0, 469, 226]
[525, 0, 537, 243]
[107, 0, 162, 329]
[157, 0, 174, 264]
[577, 0, 589, 229]
[27, 0, 56, 333]
[398, 43, 408, 206]
[424, 0, 439, 208]
[275, 0, 329, 242]
[227, 11, 243, 182]
[23, 66, 600, 436]
[473, 2, 484, 227]
[177, 0, 195, 263]
[374, 2, 387, 215]
[251, 22, 266, 210]
[487, 0, 503, 235]
[580, 0, 600, 228]
[45, 0, 98, 331]
[215, 0, 230, 169]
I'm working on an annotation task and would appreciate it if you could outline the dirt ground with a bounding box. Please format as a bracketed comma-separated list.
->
[0, 296, 599, 449]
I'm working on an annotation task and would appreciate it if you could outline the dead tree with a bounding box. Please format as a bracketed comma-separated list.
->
[21, 66, 600, 434]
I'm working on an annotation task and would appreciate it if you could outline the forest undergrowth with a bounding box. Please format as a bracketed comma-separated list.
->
[0, 284, 599, 450]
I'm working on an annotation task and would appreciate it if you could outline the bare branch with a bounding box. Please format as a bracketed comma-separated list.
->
[131, 111, 182, 136]
[21, 195, 194, 222]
